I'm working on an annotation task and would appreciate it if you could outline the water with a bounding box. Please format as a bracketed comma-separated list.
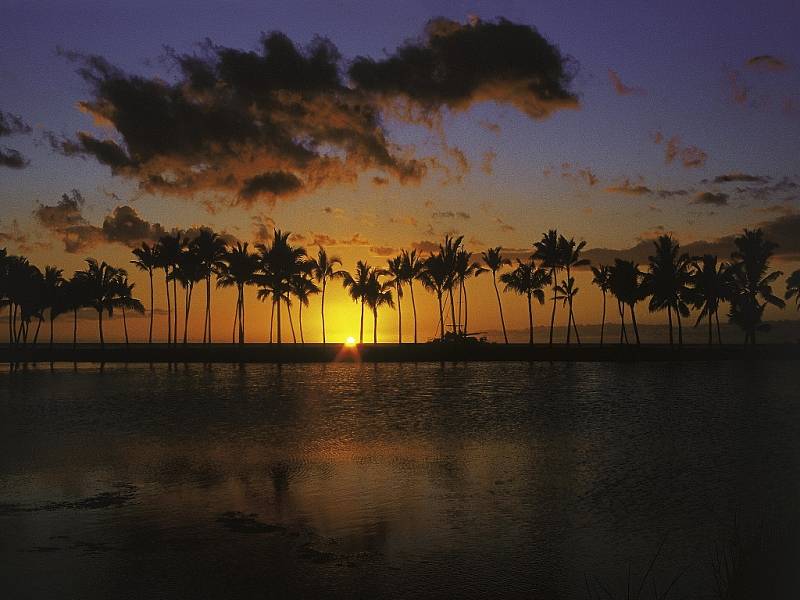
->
[1, 361, 798, 598]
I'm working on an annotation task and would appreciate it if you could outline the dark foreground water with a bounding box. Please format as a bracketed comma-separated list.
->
[1, 361, 798, 599]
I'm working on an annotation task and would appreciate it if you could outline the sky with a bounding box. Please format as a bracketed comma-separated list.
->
[1, 0, 799, 343]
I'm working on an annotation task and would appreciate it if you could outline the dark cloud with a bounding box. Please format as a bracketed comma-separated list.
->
[692, 191, 729, 206]
[251, 214, 276, 243]
[239, 171, 302, 204]
[605, 179, 652, 196]
[432, 210, 470, 219]
[607, 69, 644, 96]
[653, 132, 708, 169]
[369, 245, 397, 256]
[33, 190, 165, 252]
[656, 189, 689, 198]
[713, 172, 768, 184]
[746, 55, 788, 72]
[410, 240, 439, 255]
[349, 17, 578, 120]
[0, 111, 32, 137]
[735, 176, 798, 201]
[0, 147, 29, 169]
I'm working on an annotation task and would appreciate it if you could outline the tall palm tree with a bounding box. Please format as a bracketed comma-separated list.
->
[172, 247, 205, 344]
[114, 275, 145, 347]
[418, 252, 450, 340]
[646, 235, 692, 346]
[291, 266, 319, 345]
[342, 260, 372, 343]
[690, 255, 731, 345]
[728, 229, 785, 344]
[63, 276, 88, 350]
[386, 255, 405, 343]
[308, 247, 344, 345]
[559, 235, 590, 344]
[786, 270, 800, 311]
[453, 248, 485, 335]
[43, 266, 65, 350]
[217, 242, 258, 344]
[608, 259, 645, 345]
[365, 269, 393, 343]
[401, 249, 424, 343]
[500, 258, 549, 345]
[156, 233, 185, 344]
[591, 265, 612, 345]
[533, 230, 564, 346]
[439, 235, 462, 335]
[479, 247, 510, 343]
[190, 228, 228, 344]
[74, 259, 124, 349]
[130, 242, 158, 344]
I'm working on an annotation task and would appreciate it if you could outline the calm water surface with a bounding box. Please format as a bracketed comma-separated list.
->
[1, 361, 798, 598]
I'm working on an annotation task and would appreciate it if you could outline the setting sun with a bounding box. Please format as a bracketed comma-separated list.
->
[345, 336, 357, 347]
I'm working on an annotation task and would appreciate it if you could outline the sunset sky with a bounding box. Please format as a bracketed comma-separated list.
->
[1, 0, 799, 342]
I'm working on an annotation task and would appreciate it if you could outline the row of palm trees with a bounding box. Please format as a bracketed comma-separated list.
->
[1, 227, 798, 348]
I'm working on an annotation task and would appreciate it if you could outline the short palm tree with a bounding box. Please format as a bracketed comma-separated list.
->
[73, 258, 124, 349]
[418, 252, 450, 340]
[291, 267, 319, 345]
[559, 235, 590, 344]
[646, 235, 692, 346]
[309, 247, 344, 345]
[533, 230, 564, 346]
[690, 255, 731, 345]
[479, 247, 510, 343]
[342, 260, 372, 343]
[591, 265, 612, 345]
[554, 276, 581, 343]
[608, 259, 645, 345]
[130, 242, 158, 344]
[114, 275, 145, 347]
[500, 258, 549, 345]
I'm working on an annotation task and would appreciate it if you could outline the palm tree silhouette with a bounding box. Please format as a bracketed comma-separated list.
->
[342, 260, 372, 343]
[646, 235, 692, 346]
[308, 247, 344, 345]
[130, 242, 157, 344]
[190, 229, 228, 344]
[291, 264, 319, 345]
[554, 276, 581, 343]
[401, 249, 424, 343]
[156, 233, 185, 345]
[418, 252, 449, 340]
[608, 259, 645, 345]
[74, 258, 125, 349]
[500, 258, 549, 344]
[114, 275, 144, 347]
[172, 246, 205, 344]
[440, 235, 463, 335]
[479, 247, 510, 343]
[690, 255, 731, 345]
[365, 268, 393, 343]
[386, 255, 405, 343]
[786, 270, 800, 311]
[63, 276, 88, 350]
[728, 229, 785, 344]
[453, 248, 485, 335]
[591, 265, 612, 345]
[533, 230, 564, 347]
[559, 235, 590, 344]
[42, 265, 65, 350]
[217, 242, 258, 344]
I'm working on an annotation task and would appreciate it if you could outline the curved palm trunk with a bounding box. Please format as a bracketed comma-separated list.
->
[448, 288, 456, 335]
[600, 292, 607, 345]
[49, 315, 55, 351]
[183, 283, 194, 344]
[618, 301, 628, 344]
[463, 283, 469, 336]
[172, 278, 179, 345]
[676, 310, 683, 345]
[457, 282, 463, 334]
[321, 280, 327, 345]
[527, 293, 534, 345]
[715, 309, 722, 345]
[269, 299, 275, 343]
[287, 300, 297, 344]
[409, 281, 418, 344]
[164, 271, 171, 345]
[566, 306, 572, 345]
[359, 299, 365, 343]
[572, 310, 581, 344]
[98, 309, 105, 349]
[492, 273, 508, 344]
[629, 303, 641, 345]
[72, 308, 78, 350]
[548, 286, 557, 346]
[396, 283, 402, 343]
[276, 295, 282, 345]
[667, 306, 674, 346]
[373, 308, 378, 344]
[122, 306, 129, 347]
[239, 286, 245, 344]
[299, 301, 305, 345]
[707, 308, 713, 346]
[33, 316, 43, 346]
[203, 276, 211, 344]
[148, 270, 154, 344]
[436, 292, 445, 340]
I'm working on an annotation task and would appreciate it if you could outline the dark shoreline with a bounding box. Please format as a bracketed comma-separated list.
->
[2, 342, 799, 364]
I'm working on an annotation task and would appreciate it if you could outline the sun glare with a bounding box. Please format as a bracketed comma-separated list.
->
[345, 336, 357, 347]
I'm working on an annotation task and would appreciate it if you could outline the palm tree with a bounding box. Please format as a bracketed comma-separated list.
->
[690, 255, 731, 345]
[418, 252, 450, 340]
[500, 258, 549, 344]
[386, 255, 405, 342]
[190, 228, 228, 344]
[646, 235, 692, 346]
[156, 233, 185, 344]
[479, 247, 510, 343]
[439, 235, 462, 335]
[533, 230, 564, 346]
[554, 276, 581, 343]
[217, 242, 258, 344]
[365, 269, 394, 343]
[308, 247, 344, 345]
[786, 270, 800, 311]
[559, 235, 590, 344]
[728, 229, 785, 344]
[130, 242, 158, 344]
[114, 275, 145, 347]
[63, 276, 88, 350]
[453, 248, 485, 335]
[171, 247, 205, 344]
[608, 259, 645, 345]
[591, 265, 612, 345]
[342, 260, 372, 343]
[291, 266, 319, 345]
[42, 266, 65, 350]
[73, 259, 124, 349]
[401, 249, 424, 343]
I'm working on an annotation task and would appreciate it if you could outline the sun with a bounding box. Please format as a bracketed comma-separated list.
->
[345, 336, 357, 347]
